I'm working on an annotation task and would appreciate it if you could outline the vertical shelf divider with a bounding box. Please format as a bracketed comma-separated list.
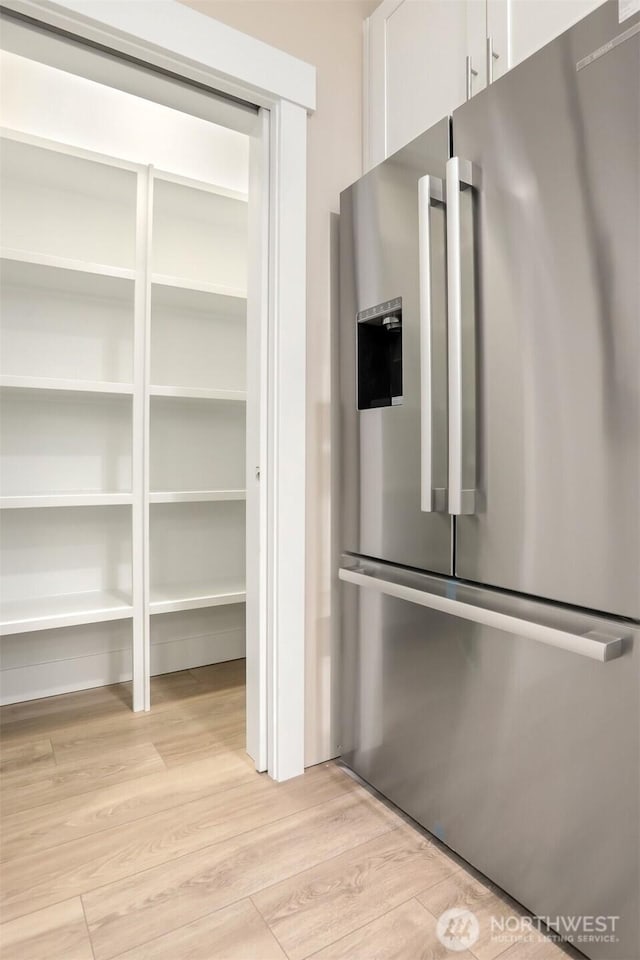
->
[144, 167, 154, 711]
[132, 164, 154, 712]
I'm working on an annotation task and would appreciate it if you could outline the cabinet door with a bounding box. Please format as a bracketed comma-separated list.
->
[466, 0, 488, 94]
[486, 0, 510, 81]
[366, 0, 472, 166]
[510, 0, 606, 66]
[467, 0, 510, 94]
[386, 0, 468, 155]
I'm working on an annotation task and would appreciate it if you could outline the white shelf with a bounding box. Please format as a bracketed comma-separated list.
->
[149, 490, 245, 504]
[0, 248, 136, 281]
[152, 178, 247, 292]
[1, 256, 134, 386]
[0, 375, 134, 395]
[153, 167, 248, 202]
[151, 273, 246, 300]
[149, 385, 246, 402]
[1, 391, 132, 497]
[149, 580, 246, 615]
[0, 493, 133, 509]
[0, 136, 137, 270]
[150, 400, 245, 493]
[0, 590, 134, 636]
[150, 283, 246, 396]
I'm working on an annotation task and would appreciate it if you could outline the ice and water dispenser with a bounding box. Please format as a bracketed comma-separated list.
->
[357, 297, 403, 410]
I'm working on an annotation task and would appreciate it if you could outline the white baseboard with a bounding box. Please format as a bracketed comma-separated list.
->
[0, 648, 132, 705]
[1, 618, 246, 705]
[150, 628, 245, 675]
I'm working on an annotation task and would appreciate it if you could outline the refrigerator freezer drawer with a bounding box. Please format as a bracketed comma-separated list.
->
[340, 561, 639, 960]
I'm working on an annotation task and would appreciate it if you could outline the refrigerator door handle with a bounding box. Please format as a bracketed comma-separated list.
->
[339, 559, 626, 662]
[418, 174, 447, 512]
[446, 156, 477, 515]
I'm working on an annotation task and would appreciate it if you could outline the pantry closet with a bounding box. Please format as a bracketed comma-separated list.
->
[0, 43, 255, 711]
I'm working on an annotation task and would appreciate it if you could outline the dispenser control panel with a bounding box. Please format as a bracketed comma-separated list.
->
[356, 297, 403, 410]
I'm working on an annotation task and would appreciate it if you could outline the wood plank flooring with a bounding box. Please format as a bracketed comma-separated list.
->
[0, 660, 572, 960]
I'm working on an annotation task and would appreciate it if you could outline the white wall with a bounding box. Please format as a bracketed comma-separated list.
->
[180, 0, 375, 766]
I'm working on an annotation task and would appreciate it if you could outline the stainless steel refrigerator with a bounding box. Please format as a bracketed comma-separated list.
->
[338, 3, 639, 958]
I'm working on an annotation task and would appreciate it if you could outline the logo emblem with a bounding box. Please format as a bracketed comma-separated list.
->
[436, 908, 480, 951]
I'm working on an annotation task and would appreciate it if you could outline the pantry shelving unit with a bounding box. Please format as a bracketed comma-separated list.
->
[0, 128, 248, 710]
[0, 129, 143, 708]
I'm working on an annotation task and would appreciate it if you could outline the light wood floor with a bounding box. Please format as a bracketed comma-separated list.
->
[0, 660, 572, 960]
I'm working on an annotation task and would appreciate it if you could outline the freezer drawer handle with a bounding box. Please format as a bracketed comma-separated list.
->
[446, 156, 477, 515]
[339, 566, 625, 662]
[418, 174, 447, 512]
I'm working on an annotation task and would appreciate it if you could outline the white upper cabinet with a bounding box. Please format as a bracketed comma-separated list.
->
[486, 0, 510, 80]
[365, 0, 511, 166]
[366, 0, 465, 164]
[365, 0, 606, 168]
[510, 0, 605, 66]
[383, 0, 467, 158]
[467, 0, 510, 96]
